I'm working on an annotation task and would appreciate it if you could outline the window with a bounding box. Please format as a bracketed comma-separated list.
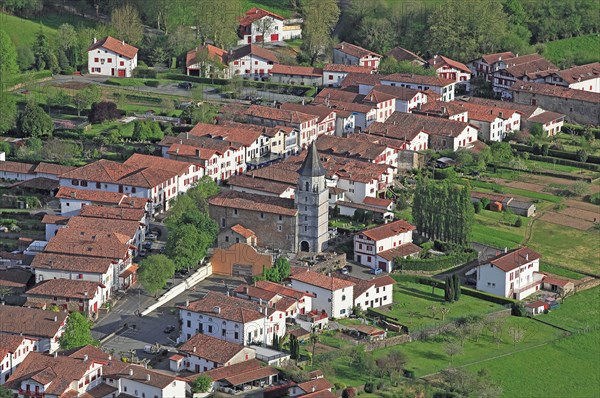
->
[96, 182, 101, 189]
[277, 225, 282, 232]
[107, 58, 112, 63]
[208, 325, 213, 333]
[234, 208, 238, 215]
[94, 58, 99, 63]
[260, 212, 265, 219]
[342, 295, 346, 301]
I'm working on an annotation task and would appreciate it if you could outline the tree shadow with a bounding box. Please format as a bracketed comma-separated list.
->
[397, 286, 445, 302]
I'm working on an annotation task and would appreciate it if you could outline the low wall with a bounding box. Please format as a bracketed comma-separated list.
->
[141, 263, 212, 316]
[364, 334, 411, 351]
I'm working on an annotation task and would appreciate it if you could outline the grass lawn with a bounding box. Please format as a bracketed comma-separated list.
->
[543, 34, 600, 66]
[539, 262, 587, 280]
[459, 179, 563, 203]
[375, 280, 505, 332]
[465, 331, 600, 398]
[471, 209, 527, 249]
[0, 13, 58, 48]
[528, 220, 600, 275]
[329, 217, 378, 232]
[537, 286, 600, 331]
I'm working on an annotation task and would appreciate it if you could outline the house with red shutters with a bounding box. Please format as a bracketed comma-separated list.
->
[467, 51, 515, 82]
[333, 42, 382, 70]
[429, 54, 472, 89]
[87, 36, 138, 77]
[238, 7, 286, 44]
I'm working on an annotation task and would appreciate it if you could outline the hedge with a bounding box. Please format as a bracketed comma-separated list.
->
[123, 94, 162, 104]
[4, 70, 52, 87]
[526, 154, 600, 171]
[134, 68, 158, 79]
[492, 165, 596, 182]
[159, 73, 228, 85]
[510, 143, 600, 165]
[394, 250, 478, 272]
[144, 80, 160, 87]
[562, 123, 600, 140]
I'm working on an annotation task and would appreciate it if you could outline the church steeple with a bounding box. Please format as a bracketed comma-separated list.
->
[298, 141, 326, 177]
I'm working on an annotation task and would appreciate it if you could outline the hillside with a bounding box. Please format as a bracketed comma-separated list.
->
[543, 34, 600, 67]
[0, 13, 58, 48]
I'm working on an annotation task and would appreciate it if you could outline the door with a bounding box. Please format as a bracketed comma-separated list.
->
[271, 34, 279, 41]
[111, 68, 115, 76]
[118, 69, 126, 77]
[247, 36, 252, 43]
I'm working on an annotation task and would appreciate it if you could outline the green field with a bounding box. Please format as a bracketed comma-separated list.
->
[471, 209, 527, 249]
[543, 34, 600, 67]
[374, 280, 505, 332]
[465, 287, 600, 398]
[528, 220, 600, 275]
[539, 262, 587, 280]
[240, 0, 296, 18]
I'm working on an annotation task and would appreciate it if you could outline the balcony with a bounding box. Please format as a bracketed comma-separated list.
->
[514, 273, 544, 294]
[19, 389, 44, 398]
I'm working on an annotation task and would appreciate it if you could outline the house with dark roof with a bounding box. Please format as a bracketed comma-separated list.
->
[0, 335, 37, 384]
[195, 359, 278, 394]
[386, 46, 427, 66]
[333, 42, 382, 70]
[491, 54, 558, 99]
[353, 220, 420, 272]
[171, 333, 255, 373]
[545, 62, 600, 92]
[473, 247, 543, 300]
[429, 54, 472, 88]
[0, 306, 68, 353]
[178, 291, 287, 346]
[467, 51, 515, 82]
[87, 36, 138, 77]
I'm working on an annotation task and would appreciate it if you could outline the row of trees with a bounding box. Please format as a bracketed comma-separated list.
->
[444, 274, 461, 302]
[341, 0, 599, 62]
[412, 178, 474, 246]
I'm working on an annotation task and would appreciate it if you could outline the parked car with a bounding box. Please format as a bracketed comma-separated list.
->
[371, 268, 383, 275]
[163, 325, 176, 334]
[146, 233, 158, 241]
[178, 82, 193, 90]
[143, 241, 153, 250]
[138, 249, 147, 257]
[340, 267, 349, 275]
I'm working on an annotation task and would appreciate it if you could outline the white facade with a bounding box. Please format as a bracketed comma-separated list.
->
[0, 337, 37, 385]
[178, 348, 256, 373]
[354, 283, 393, 311]
[289, 280, 354, 319]
[179, 309, 286, 346]
[323, 70, 349, 87]
[104, 371, 187, 398]
[240, 15, 284, 44]
[229, 54, 276, 79]
[353, 229, 413, 269]
[379, 78, 456, 102]
[33, 267, 113, 301]
[88, 46, 137, 77]
[475, 256, 542, 300]
[332, 48, 381, 69]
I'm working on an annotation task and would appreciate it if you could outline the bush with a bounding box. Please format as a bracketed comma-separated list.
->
[461, 285, 518, 305]
[473, 201, 482, 214]
[576, 149, 589, 163]
[89, 101, 121, 124]
[144, 80, 160, 87]
[334, 383, 346, 391]
[159, 73, 228, 85]
[589, 192, 600, 205]
[134, 68, 157, 78]
[364, 383, 374, 393]
[342, 387, 357, 398]
[512, 302, 526, 316]
[514, 217, 523, 227]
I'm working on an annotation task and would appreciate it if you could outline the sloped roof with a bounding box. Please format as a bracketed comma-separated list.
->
[479, 51, 515, 65]
[511, 81, 600, 103]
[230, 224, 256, 239]
[271, 64, 323, 77]
[386, 46, 426, 64]
[227, 174, 293, 195]
[556, 62, 600, 84]
[377, 243, 422, 260]
[209, 190, 297, 216]
[186, 44, 228, 67]
[182, 291, 268, 323]
[334, 42, 382, 59]
[360, 219, 415, 241]
[239, 7, 285, 27]
[298, 141, 327, 177]
[289, 269, 354, 291]
[429, 55, 471, 74]
[26, 279, 103, 300]
[88, 36, 138, 59]
[486, 247, 541, 272]
[179, 333, 249, 364]
[0, 306, 67, 338]
[230, 44, 278, 63]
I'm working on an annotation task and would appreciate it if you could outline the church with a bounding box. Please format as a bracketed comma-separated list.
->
[209, 142, 329, 254]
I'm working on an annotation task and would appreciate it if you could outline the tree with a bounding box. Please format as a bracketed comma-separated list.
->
[33, 29, 58, 72]
[138, 254, 176, 297]
[274, 257, 291, 281]
[1, 0, 42, 16]
[46, 88, 71, 114]
[514, 217, 523, 227]
[111, 5, 144, 45]
[453, 273, 461, 301]
[508, 325, 525, 346]
[254, 18, 276, 47]
[444, 340, 463, 365]
[309, 327, 319, 365]
[17, 101, 53, 137]
[440, 368, 502, 398]
[191, 0, 241, 47]
[0, 93, 17, 134]
[439, 306, 450, 321]
[0, 29, 18, 81]
[0, 385, 13, 398]
[576, 149, 589, 163]
[57, 23, 78, 67]
[487, 318, 504, 348]
[357, 17, 394, 54]
[74, 85, 101, 117]
[16, 45, 35, 71]
[300, 0, 340, 65]
[191, 374, 212, 394]
[375, 350, 407, 384]
[166, 26, 196, 59]
[490, 142, 513, 164]
[89, 101, 120, 124]
[444, 276, 454, 302]
[428, 305, 438, 319]
[166, 224, 205, 271]
[289, 334, 300, 359]
[59, 312, 98, 349]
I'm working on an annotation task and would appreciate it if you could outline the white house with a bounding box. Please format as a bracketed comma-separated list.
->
[228, 44, 279, 80]
[545, 62, 600, 93]
[527, 111, 565, 137]
[179, 292, 286, 346]
[238, 8, 286, 44]
[379, 73, 456, 102]
[467, 51, 515, 83]
[353, 219, 420, 272]
[474, 247, 543, 300]
[186, 44, 229, 78]
[0, 335, 37, 385]
[337, 274, 395, 311]
[88, 36, 138, 77]
[333, 42, 382, 70]
[244, 105, 319, 149]
[0, 306, 67, 354]
[54, 186, 150, 217]
[322, 64, 374, 87]
[171, 333, 255, 373]
[289, 378, 334, 397]
[360, 84, 429, 113]
[429, 54, 472, 89]
[289, 270, 354, 318]
[104, 365, 187, 398]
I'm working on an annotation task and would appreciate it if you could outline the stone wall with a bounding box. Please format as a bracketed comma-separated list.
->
[513, 91, 600, 125]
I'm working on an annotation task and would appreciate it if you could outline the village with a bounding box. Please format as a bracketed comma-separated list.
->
[0, 1, 599, 398]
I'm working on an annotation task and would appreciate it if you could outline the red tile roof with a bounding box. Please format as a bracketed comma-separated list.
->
[209, 190, 297, 216]
[239, 7, 285, 27]
[188, 122, 265, 147]
[55, 187, 149, 209]
[297, 378, 334, 393]
[315, 135, 387, 162]
[429, 55, 471, 74]
[0, 335, 31, 359]
[106, 365, 181, 389]
[377, 243, 422, 261]
[386, 46, 426, 64]
[323, 64, 374, 73]
[527, 111, 565, 124]
[200, 359, 263, 381]
[33, 162, 76, 176]
[334, 42, 382, 59]
[360, 219, 415, 241]
[542, 276, 572, 287]
[245, 105, 318, 125]
[289, 269, 354, 291]
[31, 252, 113, 274]
[488, 247, 541, 272]
[227, 174, 293, 195]
[88, 36, 138, 59]
[382, 73, 455, 87]
[462, 97, 539, 120]
[511, 81, 600, 103]
[301, 390, 336, 398]
[186, 44, 228, 68]
[230, 224, 256, 238]
[254, 280, 315, 299]
[0, 161, 36, 174]
[271, 64, 323, 77]
[183, 291, 269, 323]
[280, 103, 336, 123]
[415, 101, 468, 118]
[479, 51, 515, 65]
[223, 365, 278, 386]
[179, 333, 248, 363]
[555, 62, 600, 84]
[0, 306, 67, 338]
[234, 284, 279, 301]
[41, 214, 69, 225]
[230, 44, 278, 63]
[123, 153, 194, 175]
[26, 279, 104, 300]
[362, 197, 393, 208]
[383, 112, 473, 138]
[79, 204, 146, 222]
[369, 84, 424, 101]
[501, 54, 558, 79]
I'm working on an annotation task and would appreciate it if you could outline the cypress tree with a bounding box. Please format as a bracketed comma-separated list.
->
[444, 276, 452, 302]
[453, 273, 461, 301]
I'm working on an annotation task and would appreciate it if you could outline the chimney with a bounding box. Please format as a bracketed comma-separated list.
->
[504, 247, 508, 253]
[54, 351, 58, 358]
[122, 40, 125, 45]
[193, 346, 196, 352]
[146, 374, 151, 382]
[129, 369, 134, 376]
[176, 147, 179, 155]
[498, 56, 502, 61]
[340, 43, 344, 50]
[312, 386, 316, 393]
[244, 286, 249, 294]
[196, 149, 201, 158]
[53, 315, 58, 322]
[213, 306, 221, 314]
[83, 291, 88, 298]
[185, 299, 190, 307]
[525, 253, 529, 261]
[93, 37, 97, 44]
[108, 354, 112, 360]
[83, 354, 88, 361]
[186, 132, 189, 139]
